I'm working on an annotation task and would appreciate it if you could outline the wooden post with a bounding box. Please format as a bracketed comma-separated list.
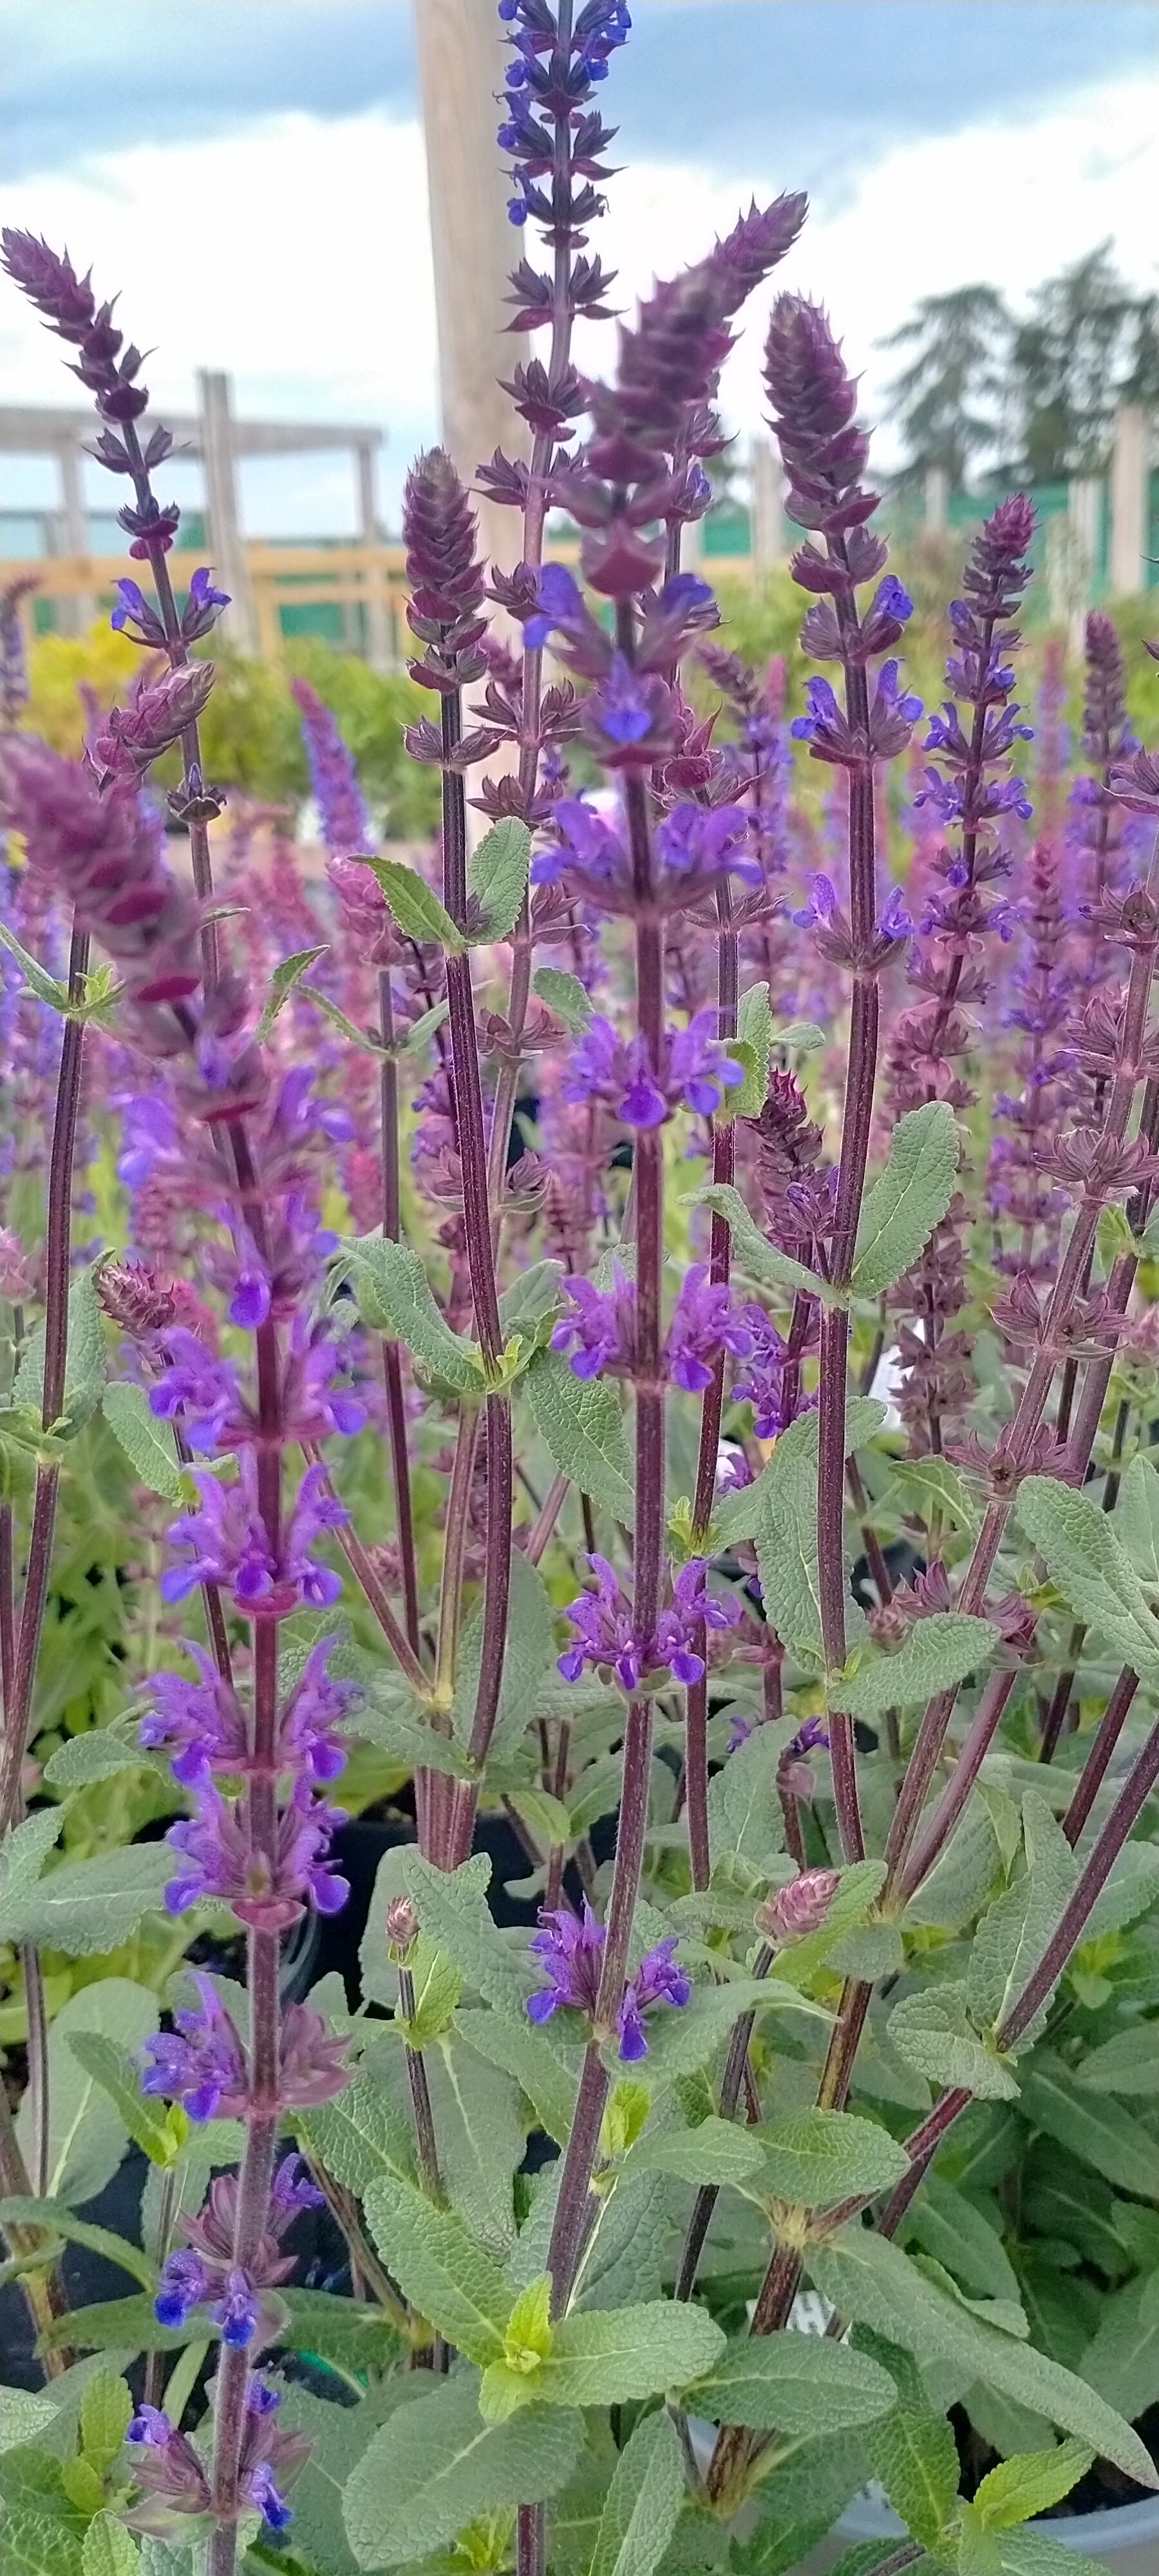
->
[196, 368, 259, 654]
[923, 464, 949, 533]
[411, 0, 531, 574]
[57, 437, 93, 636]
[355, 439, 393, 670]
[1110, 402, 1149, 598]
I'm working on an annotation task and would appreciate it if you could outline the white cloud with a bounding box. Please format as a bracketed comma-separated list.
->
[1, 70, 1155, 535]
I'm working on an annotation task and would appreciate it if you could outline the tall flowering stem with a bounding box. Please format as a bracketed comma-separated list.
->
[763, 296, 921, 1855]
[403, 452, 513, 1861]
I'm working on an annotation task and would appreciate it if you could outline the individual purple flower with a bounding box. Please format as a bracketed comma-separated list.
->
[527, 1896, 605, 2023]
[550, 1265, 636, 1378]
[247, 2463, 294, 2532]
[140, 1969, 249, 2120]
[532, 794, 623, 886]
[147, 1329, 240, 1454]
[522, 563, 589, 654]
[279, 1634, 359, 1783]
[791, 677, 840, 748]
[109, 576, 166, 646]
[665, 1264, 756, 1392]
[730, 1306, 792, 1435]
[654, 800, 762, 889]
[227, 1228, 272, 1328]
[182, 567, 230, 641]
[290, 676, 374, 857]
[594, 651, 655, 745]
[269, 2149, 326, 2220]
[667, 1012, 746, 1117]
[617, 1937, 692, 2060]
[214, 2266, 261, 2348]
[154, 2249, 209, 2329]
[655, 1558, 742, 1681]
[789, 871, 837, 930]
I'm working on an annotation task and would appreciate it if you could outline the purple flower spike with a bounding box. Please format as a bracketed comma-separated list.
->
[290, 677, 373, 858]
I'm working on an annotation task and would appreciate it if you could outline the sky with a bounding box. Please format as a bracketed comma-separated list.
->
[2, 1, 1157, 535]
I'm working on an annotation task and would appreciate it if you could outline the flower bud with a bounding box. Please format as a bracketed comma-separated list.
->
[0, 1228, 35, 1304]
[386, 1895, 419, 1954]
[97, 1256, 176, 1338]
[755, 1866, 840, 1944]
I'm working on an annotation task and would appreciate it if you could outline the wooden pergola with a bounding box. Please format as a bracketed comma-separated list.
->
[0, 393, 387, 659]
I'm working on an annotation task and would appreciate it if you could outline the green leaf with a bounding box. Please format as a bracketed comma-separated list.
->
[755, 2107, 910, 2206]
[692, 2331, 897, 2435]
[14, 1265, 107, 1437]
[6, 1845, 174, 1957]
[512, 2299, 725, 2410]
[532, 967, 592, 1034]
[296, 2063, 418, 2197]
[42, 1732, 156, 1792]
[1110, 1452, 1159, 1586]
[64, 2033, 184, 2168]
[79, 2373, 132, 2476]
[900, 2178, 1016, 2309]
[399, 996, 450, 1056]
[851, 1101, 957, 1298]
[905, 1798, 1001, 1933]
[451, 1546, 556, 1765]
[628, 2115, 766, 2187]
[342, 2376, 583, 2567]
[399, 1851, 536, 2018]
[751, 1405, 881, 1667]
[254, 944, 330, 1043]
[16, 1980, 159, 2207]
[258, 2383, 406, 2576]
[967, 1797, 1077, 2046]
[363, 2174, 512, 2362]
[81, 2516, 138, 2576]
[0, 2200, 154, 2293]
[453, 2010, 579, 2149]
[1074, 2020, 1159, 2094]
[0, 920, 70, 1009]
[632, 1975, 829, 2084]
[350, 1679, 471, 1779]
[832, 1613, 997, 1719]
[523, 1350, 634, 1522]
[1016, 1475, 1159, 1675]
[335, 1236, 484, 1394]
[0, 1808, 65, 1943]
[706, 1721, 786, 1873]
[858, 2335, 960, 2551]
[424, 2034, 524, 2260]
[297, 985, 386, 1055]
[731, 2431, 871, 2576]
[100, 1382, 185, 1501]
[36, 2295, 187, 2359]
[498, 1259, 565, 1344]
[881, 1455, 981, 1539]
[467, 817, 532, 942]
[0, 2394, 61, 2454]
[0, 2444, 89, 2576]
[587, 2410, 683, 2576]
[275, 2287, 404, 2373]
[692, 1184, 840, 1307]
[358, 855, 466, 952]
[718, 983, 775, 1122]
[1079, 2272, 1159, 2425]
[888, 1985, 1019, 2103]
[974, 2439, 1091, 2530]
[1019, 2057, 1159, 2202]
[806, 2224, 1156, 2489]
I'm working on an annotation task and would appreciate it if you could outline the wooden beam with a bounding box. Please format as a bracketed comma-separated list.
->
[196, 369, 258, 654]
[411, 0, 531, 570]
